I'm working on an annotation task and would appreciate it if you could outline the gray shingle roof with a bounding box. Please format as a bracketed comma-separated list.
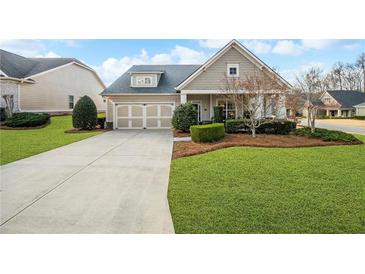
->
[327, 90, 365, 108]
[0, 49, 86, 79]
[101, 65, 201, 95]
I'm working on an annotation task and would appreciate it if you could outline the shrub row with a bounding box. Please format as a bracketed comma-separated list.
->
[295, 127, 360, 142]
[5, 112, 50, 127]
[353, 116, 365, 120]
[225, 119, 297, 135]
[0, 107, 6, 122]
[190, 123, 225, 143]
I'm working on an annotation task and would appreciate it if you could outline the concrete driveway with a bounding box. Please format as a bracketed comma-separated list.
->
[0, 130, 174, 233]
[299, 119, 365, 135]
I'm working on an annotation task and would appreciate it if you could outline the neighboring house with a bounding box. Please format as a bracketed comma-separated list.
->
[0, 49, 106, 113]
[354, 102, 365, 116]
[302, 90, 365, 118]
[101, 40, 291, 129]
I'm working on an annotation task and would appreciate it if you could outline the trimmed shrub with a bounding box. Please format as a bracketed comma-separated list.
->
[225, 119, 248, 133]
[0, 107, 7, 122]
[225, 119, 296, 135]
[295, 127, 360, 142]
[190, 123, 225, 143]
[213, 106, 224, 123]
[172, 102, 198, 132]
[5, 112, 50, 127]
[256, 120, 297, 135]
[72, 95, 97, 130]
[354, 116, 365, 120]
[97, 117, 106, 129]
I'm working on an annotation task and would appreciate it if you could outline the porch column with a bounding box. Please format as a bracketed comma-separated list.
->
[326, 109, 329, 116]
[276, 94, 286, 119]
[209, 94, 213, 119]
[181, 94, 187, 104]
[337, 109, 341, 117]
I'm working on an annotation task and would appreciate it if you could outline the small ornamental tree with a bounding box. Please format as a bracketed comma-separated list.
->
[172, 102, 198, 132]
[72, 95, 97, 130]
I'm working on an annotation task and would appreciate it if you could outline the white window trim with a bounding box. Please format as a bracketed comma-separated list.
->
[227, 64, 239, 77]
[216, 98, 237, 119]
[68, 95, 74, 109]
[132, 75, 155, 87]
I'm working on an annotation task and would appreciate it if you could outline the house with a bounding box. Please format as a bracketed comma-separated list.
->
[0, 49, 106, 113]
[101, 40, 291, 129]
[354, 102, 365, 116]
[302, 90, 365, 118]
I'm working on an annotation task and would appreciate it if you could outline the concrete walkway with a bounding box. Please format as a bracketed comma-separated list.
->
[299, 119, 365, 135]
[0, 130, 174, 233]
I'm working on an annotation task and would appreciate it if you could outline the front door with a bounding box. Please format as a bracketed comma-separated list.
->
[191, 102, 202, 122]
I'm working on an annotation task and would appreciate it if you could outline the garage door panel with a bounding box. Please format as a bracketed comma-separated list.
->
[117, 106, 129, 117]
[146, 105, 158, 116]
[131, 105, 143, 116]
[131, 118, 143, 128]
[160, 105, 173, 117]
[160, 118, 172, 128]
[117, 118, 129, 128]
[146, 118, 158, 128]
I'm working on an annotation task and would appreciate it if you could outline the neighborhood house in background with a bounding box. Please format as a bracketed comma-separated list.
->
[0, 49, 106, 114]
[101, 40, 291, 130]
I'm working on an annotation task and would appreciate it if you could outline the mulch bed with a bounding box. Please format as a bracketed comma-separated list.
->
[64, 128, 111, 133]
[172, 133, 361, 159]
[173, 129, 191, 137]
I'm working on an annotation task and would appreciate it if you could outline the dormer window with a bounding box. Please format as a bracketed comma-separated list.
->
[136, 76, 153, 86]
[227, 64, 239, 77]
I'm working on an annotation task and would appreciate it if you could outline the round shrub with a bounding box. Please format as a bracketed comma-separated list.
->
[172, 102, 198, 132]
[72, 95, 97, 130]
[190, 123, 225, 143]
[5, 112, 50, 127]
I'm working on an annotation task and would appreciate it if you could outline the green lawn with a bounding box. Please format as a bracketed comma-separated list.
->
[0, 115, 101, 165]
[168, 134, 365, 233]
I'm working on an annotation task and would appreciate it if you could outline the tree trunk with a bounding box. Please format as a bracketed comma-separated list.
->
[251, 127, 256, 138]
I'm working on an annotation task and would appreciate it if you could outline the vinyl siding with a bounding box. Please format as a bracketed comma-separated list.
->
[19, 63, 105, 111]
[183, 47, 257, 90]
[106, 94, 180, 122]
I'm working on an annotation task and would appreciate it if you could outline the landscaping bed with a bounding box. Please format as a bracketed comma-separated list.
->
[173, 133, 362, 159]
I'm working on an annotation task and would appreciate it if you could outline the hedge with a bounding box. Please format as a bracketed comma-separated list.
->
[97, 117, 106, 129]
[5, 112, 50, 127]
[0, 107, 6, 122]
[295, 127, 360, 142]
[225, 119, 297, 135]
[190, 123, 225, 143]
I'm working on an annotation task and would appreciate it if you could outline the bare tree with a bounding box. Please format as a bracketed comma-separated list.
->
[356, 53, 365, 92]
[331, 62, 345, 90]
[343, 63, 362, 90]
[2, 94, 14, 118]
[221, 69, 286, 137]
[296, 68, 324, 133]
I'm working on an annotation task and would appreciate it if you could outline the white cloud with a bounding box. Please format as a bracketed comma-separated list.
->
[92, 46, 206, 85]
[272, 40, 304, 56]
[301, 39, 338, 50]
[198, 39, 231, 49]
[0, 39, 45, 57]
[170, 45, 206, 64]
[35, 51, 61, 58]
[343, 43, 361, 50]
[243, 40, 272, 54]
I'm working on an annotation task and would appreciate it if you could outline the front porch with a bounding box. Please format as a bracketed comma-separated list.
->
[180, 93, 287, 122]
[321, 107, 354, 118]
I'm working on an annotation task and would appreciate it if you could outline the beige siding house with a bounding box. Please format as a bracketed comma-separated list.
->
[101, 40, 292, 129]
[0, 49, 105, 113]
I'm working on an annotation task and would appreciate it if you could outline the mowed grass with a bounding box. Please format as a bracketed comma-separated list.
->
[0, 115, 101, 165]
[168, 134, 365, 233]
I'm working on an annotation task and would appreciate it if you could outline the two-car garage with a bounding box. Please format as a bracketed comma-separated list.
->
[114, 102, 175, 129]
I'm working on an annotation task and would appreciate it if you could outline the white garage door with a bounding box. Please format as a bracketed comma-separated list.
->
[115, 103, 175, 129]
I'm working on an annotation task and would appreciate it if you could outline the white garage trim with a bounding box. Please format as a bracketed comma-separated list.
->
[114, 102, 175, 129]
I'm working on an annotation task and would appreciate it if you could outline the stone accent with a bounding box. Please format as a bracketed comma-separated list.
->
[0, 80, 19, 112]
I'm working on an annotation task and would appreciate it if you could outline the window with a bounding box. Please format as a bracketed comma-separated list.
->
[136, 76, 153, 86]
[69, 95, 74, 109]
[217, 99, 236, 119]
[227, 64, 239, 77]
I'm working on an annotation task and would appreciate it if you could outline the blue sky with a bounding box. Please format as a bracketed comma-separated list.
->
[0, 39, 364, 85]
